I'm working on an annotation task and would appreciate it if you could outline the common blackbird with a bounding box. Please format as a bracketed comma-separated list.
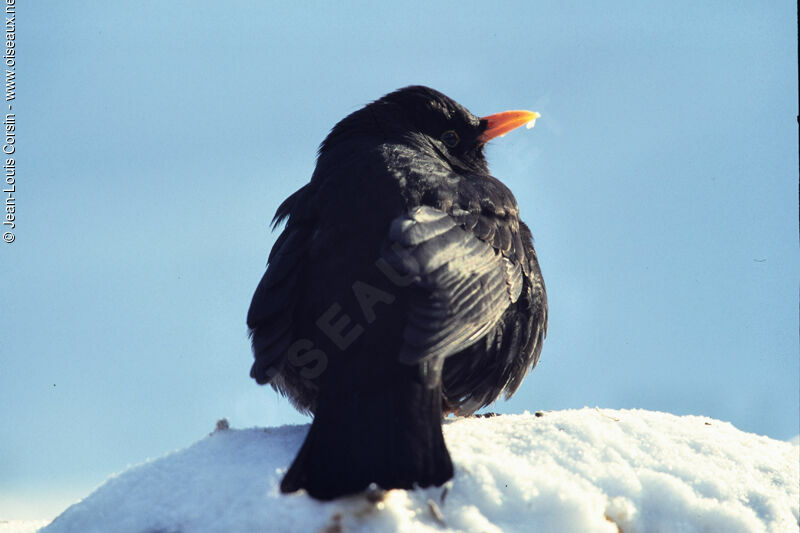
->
[247, 86, 547, 500]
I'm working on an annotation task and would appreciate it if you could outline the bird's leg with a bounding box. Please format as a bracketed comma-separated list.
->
[441, 398, 457, 418]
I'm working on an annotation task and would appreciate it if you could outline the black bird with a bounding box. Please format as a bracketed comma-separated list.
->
[247, 86, 547, 500]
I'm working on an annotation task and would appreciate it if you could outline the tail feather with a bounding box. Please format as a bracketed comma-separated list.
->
[281, 371, 453, 500]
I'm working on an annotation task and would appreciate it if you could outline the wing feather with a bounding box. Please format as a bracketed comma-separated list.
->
[247, 225, 310, 384]
[382, 206, 523, 379]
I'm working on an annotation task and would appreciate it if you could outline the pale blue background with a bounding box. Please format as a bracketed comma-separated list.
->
[2, 1, 797, 520]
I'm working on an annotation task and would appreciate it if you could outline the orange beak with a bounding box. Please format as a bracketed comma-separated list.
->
[479, 110, 541, 142]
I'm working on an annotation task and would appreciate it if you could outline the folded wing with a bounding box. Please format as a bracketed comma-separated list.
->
[382, 206, 524, 385]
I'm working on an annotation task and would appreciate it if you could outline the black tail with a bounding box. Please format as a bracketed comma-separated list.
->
[280, 368, 453, 500]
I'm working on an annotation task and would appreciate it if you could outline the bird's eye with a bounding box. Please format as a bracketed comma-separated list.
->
[440, 130, 460, 148]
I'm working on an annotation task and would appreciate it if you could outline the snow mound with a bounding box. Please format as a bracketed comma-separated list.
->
[0, 521, 50, 533]
[41, 409, 799, 533]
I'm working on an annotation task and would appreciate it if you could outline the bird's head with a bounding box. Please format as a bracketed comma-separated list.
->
[318, 86, 539, 175]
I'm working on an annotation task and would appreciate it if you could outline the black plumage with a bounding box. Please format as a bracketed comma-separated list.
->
[247, 86, 547, 500]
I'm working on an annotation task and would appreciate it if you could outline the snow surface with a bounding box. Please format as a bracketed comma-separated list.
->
[0, 521, 50, 533]
[39, 409, 798, 533]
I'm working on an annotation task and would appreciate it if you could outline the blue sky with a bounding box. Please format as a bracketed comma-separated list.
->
[2, 1, 797, 520]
